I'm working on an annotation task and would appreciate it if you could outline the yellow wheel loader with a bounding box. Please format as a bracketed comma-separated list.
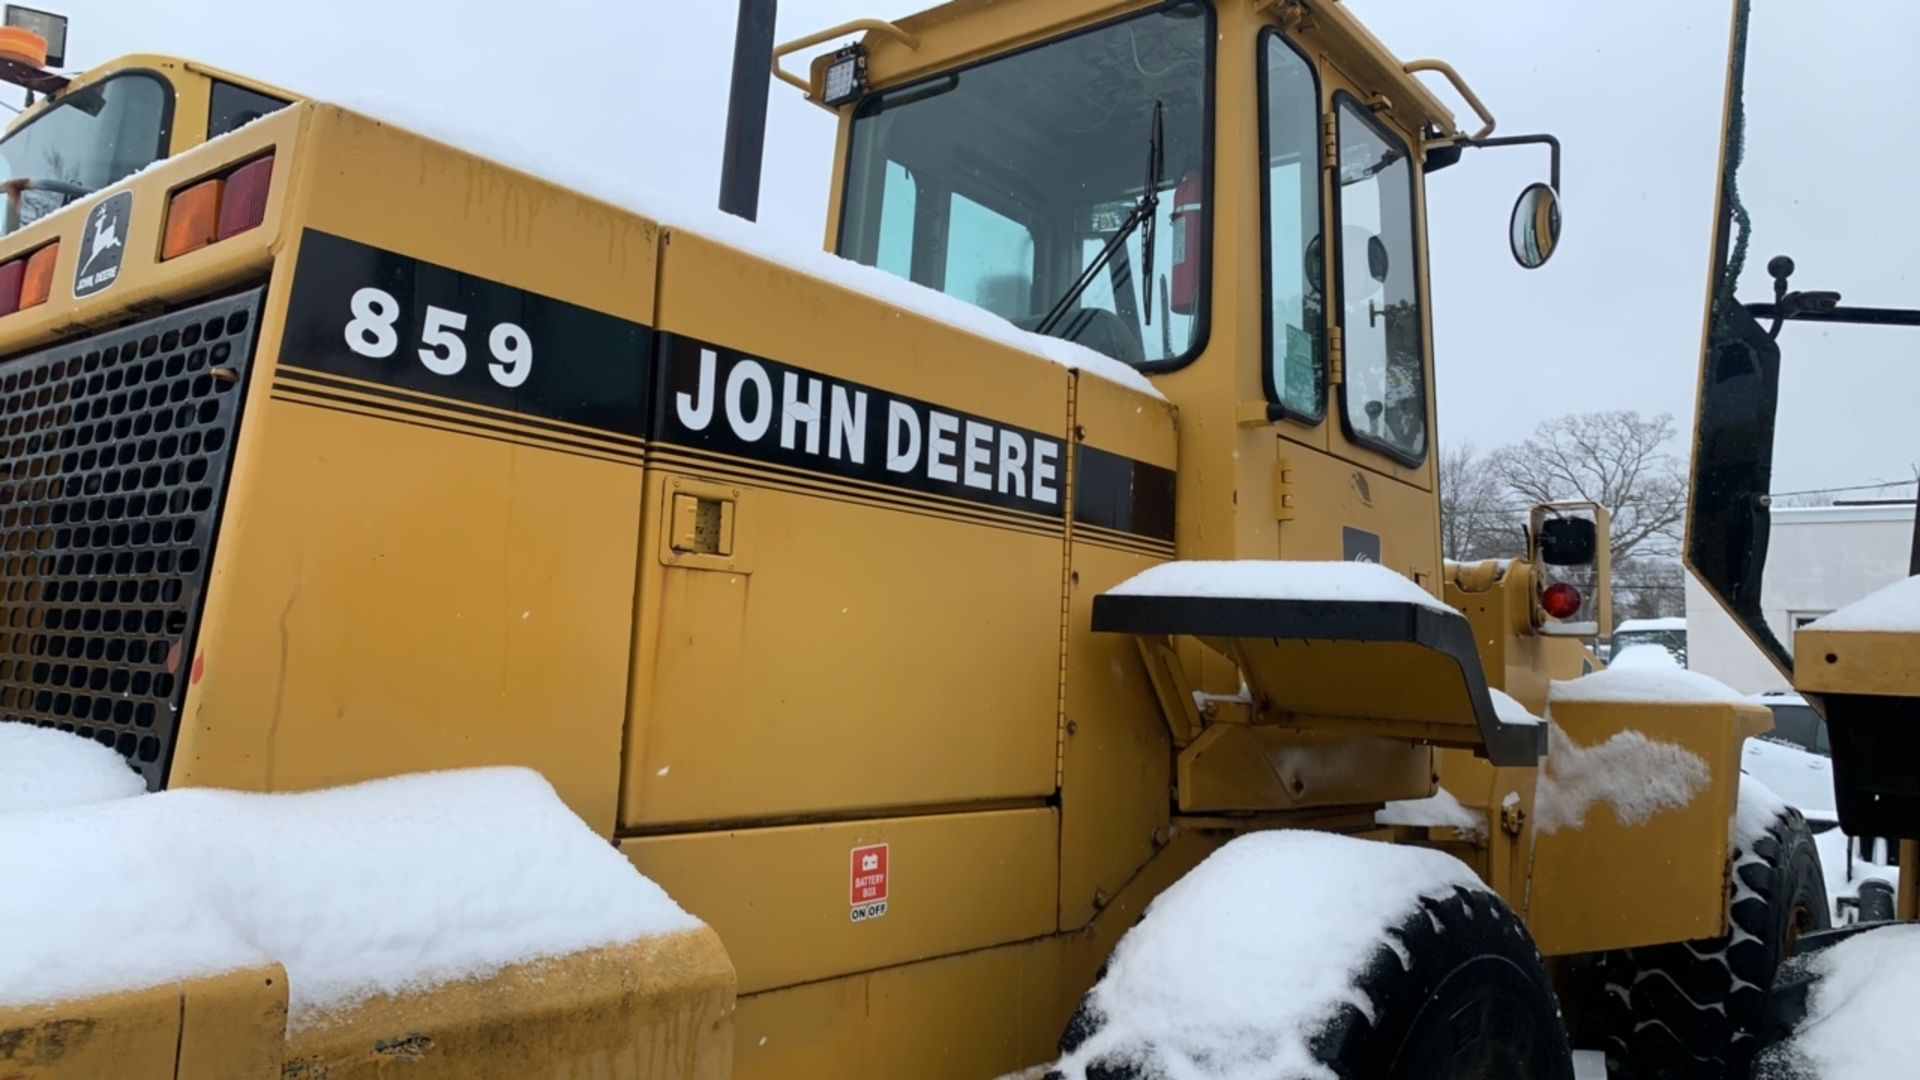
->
[0, 1, 1861, 1077]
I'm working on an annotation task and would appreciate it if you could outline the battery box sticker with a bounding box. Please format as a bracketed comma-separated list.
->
[850, 843, 889, 923]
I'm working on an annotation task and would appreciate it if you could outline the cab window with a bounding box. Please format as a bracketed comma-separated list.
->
[840, 2, 1212, 369]
[208, 81, 288, 140]
[1335, 96, 1426, 463]
[1259, 31, 1324, 421]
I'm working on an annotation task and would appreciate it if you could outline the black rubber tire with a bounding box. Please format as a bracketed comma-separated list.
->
[1057, 886, 1574, 1080]
[1601, 804, 1830, 1079]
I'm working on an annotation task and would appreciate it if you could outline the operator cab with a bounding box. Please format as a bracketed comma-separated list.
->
[807, 0, 1568, 585]
[0, 17, 293, 236]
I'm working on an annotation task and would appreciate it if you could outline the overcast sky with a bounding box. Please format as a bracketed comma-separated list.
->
[46, 0, 1915, 493]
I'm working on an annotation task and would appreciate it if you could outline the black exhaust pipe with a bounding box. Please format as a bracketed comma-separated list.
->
[719, 0, 778, 221]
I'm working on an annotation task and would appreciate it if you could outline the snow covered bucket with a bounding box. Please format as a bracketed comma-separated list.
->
[1525, 663, 1774, 955]
[0, 754, 736, 1079]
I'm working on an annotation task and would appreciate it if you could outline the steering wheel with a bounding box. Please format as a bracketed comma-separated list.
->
[3, 178, 90, 233]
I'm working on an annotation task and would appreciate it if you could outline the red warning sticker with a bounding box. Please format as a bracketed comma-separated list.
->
[850, 843, 889, 922]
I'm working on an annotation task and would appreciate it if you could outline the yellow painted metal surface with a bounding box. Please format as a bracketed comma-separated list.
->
[169, 105, 660, 834]
[0, 966, 285, 1080]
[1177, 725, 1430, 814]
[624, 226, 1070, 828]
[1528, 699, 1774, 956]
[286, 932, 735, 1080]
[1793, 627, 1920, 697]
[1058, 372, 1177, 929]
[733, 936, 1065, 1080]
[623, 809, 1057, 996]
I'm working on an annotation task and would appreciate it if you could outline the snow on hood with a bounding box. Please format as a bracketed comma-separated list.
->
[1614, 616, 1686, 633]
[0, 723, 146, 813]
[0, 765, 699, 1025]
[1551, 660, 1748, 706]
[1607, 644, 1682, 670]
[1807, 574, 1920, 633]
[1742, 737, 1835, 819]
[1053, 831, 1482, 1080]
[1534, 721, 1709, 834]
[329, 93, 1163, 403]
[1761, 924, 1920, 1080]
[1106, 560, 1454, 614]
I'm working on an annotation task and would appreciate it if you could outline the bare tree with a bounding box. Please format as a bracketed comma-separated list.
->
[1614, 554, 1685, 620]
[1490, 410, 1688, 566]
[1439, 442, 1521, 562]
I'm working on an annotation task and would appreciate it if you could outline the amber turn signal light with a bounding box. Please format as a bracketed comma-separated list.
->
[20, 241, 58, 309]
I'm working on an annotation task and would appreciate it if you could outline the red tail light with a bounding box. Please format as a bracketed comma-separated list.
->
[216, 154, 273, 240]
[163, 152, 274, 260]
[1542, 582, 1582, 620]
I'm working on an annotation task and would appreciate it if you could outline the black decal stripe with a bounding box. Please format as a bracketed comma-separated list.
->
[652, 443, 1064, 533]
[654, 335, 1068, 521]
[1073, 445, 1177, 543]
[276, 365, 650, 451]
[648, 448, 1061, 540]
[272, 381, 647, 463]
[270, 388, 644, 468]
[281, 229, 652, 435]
[1073, 524, 1175, 558]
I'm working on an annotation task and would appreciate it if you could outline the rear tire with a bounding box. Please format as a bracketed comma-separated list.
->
[1601, 803, 1829, 1079]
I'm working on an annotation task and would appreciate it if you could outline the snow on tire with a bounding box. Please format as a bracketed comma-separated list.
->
[1600, 791, 1829, 1079]
[1048, 831, 1573, 1080]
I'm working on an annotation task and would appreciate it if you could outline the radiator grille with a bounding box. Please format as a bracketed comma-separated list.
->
[0, 288, 262, 788]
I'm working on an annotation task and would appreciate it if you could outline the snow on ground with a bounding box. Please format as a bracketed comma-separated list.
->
[1758, 924, 1920, 1080]
[1376, 787, 1487, 841]
[1812, 828, 1900, 927]
[1533, 721, 1709, 834]
[1805, 574, 1920, 633]
[0, 761, 698, 1025]
[1549, 656, 1748, 705]
[0, 723, 146, 813]
[327, 94, 1162, 402]
[1105, 560, 1454, 614]
[1051, 831, 1481, 1080]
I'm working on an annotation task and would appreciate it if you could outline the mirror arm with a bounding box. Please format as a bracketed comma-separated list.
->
[1463, 132, 1562, 193]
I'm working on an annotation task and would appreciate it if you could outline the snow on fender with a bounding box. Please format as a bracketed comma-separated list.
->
[1050, 831, 1572, 1080]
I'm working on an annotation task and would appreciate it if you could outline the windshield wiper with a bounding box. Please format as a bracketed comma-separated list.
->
[1036, 99, 1164, 337]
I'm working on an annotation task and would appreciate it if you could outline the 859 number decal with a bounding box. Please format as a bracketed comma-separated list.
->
[345, 286, 534, 389]
[281, 229, 653, 437]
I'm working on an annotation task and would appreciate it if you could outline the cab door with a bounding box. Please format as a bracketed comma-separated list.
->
[1255, 21, 1440, 584]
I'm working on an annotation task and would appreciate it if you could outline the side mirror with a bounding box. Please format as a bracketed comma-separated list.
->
[1509, 182, 1560, 269]
[1538, 517, 1595, 565]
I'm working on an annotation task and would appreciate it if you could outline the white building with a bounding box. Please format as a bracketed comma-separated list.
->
[1686, 503, 1915, 693]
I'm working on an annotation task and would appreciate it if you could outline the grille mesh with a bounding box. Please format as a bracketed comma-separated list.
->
[0, 288, 262, 788]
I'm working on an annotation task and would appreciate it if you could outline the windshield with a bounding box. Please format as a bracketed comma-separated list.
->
[0, 74, 169, 236]
[838, 3, 1211, 369]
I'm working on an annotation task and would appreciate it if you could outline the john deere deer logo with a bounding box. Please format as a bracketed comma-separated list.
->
[74, 191, 132, 298]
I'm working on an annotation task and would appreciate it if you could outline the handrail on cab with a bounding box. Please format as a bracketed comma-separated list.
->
[773, 19, 920, 97]
[1403, 58, 1496, 141]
